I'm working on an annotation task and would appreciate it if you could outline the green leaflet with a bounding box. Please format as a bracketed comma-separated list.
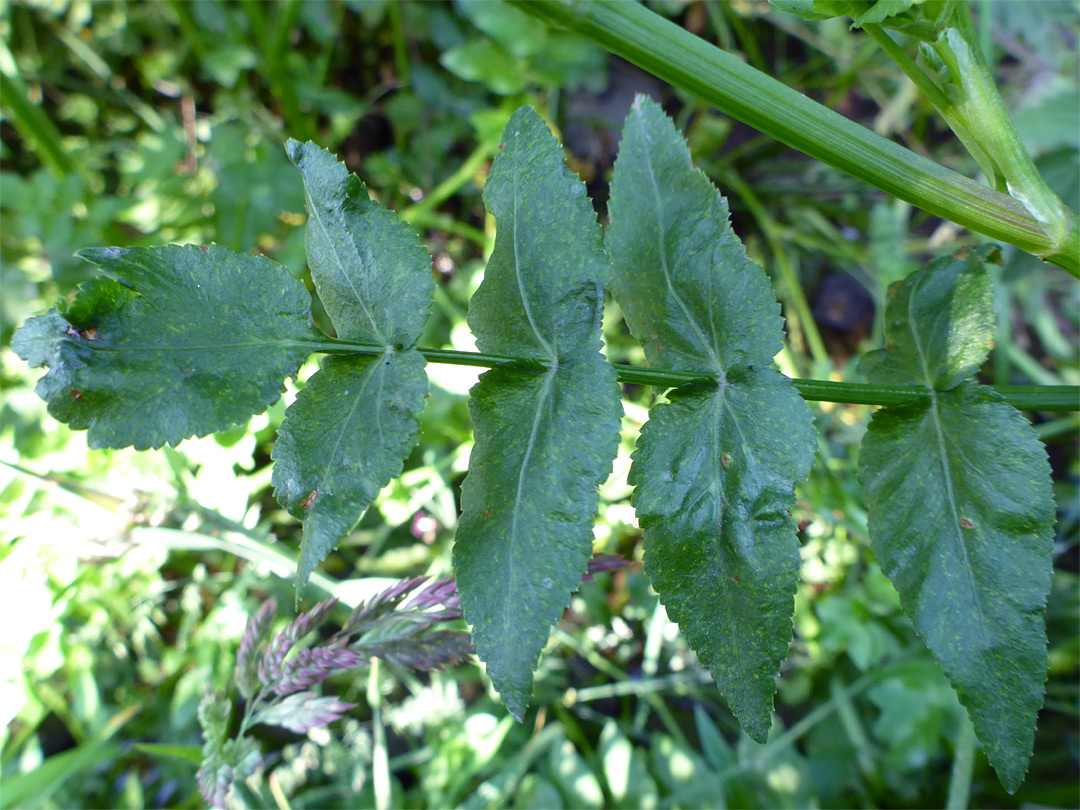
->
[286, 139, 433, 345]
[859, 247, 995, 389]
[277, 142, 434, 596]
[272, 352, 428, 594]
[11, 244, 318, 450]
[607, 95, 815, 741]
[768, 0, 957, 41]
[455, 107, 621, 719]
[857, 248, 1054, 792]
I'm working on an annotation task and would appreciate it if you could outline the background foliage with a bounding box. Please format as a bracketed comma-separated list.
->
[1, 1, 1076, 808]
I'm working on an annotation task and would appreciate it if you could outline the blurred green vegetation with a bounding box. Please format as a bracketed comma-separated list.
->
[1, 1, 1076, 808]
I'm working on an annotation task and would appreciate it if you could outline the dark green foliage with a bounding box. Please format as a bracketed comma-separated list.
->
[606, 96, 816, 740]
[285, 139, 434, 345]
[12, 244, 318, 450]
[767, 0, 959, 41]
[272, 352, 428, 596]
[857, 248, 1055, 791]
[274, 142, 435, 596]
[455, 107, 621, 719]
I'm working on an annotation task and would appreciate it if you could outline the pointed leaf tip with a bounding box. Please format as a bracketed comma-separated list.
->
[455, 105, 621, 718]
[857, 249, 1053, 792]
[285, 138, 304, 165]
[608, 93, 815, 738]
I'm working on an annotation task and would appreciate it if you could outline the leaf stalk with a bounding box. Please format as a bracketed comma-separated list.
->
[307, 339, 1079, 411]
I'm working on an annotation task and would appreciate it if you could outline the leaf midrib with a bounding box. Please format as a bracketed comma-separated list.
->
[500, 368, 556, 638]
[511, 158, 556, 361]
[303, 183, 387, 346]
[708, 384, 769, 696]
[907, 284, 991, 649]
[313, 351, 391, 506]
[639, 121, 721, 372]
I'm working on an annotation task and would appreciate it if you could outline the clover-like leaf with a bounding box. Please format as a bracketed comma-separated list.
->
[607, 95, 816, 741]
[12, 244, 319, 450]
[858, 249, 1055, 792]
[455, 107, 621, 720]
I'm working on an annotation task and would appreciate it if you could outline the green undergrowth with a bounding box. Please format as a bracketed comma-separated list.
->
[1, 1, 1076, 808]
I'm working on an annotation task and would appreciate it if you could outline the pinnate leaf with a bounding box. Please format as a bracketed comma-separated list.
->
[455, 107, 621, 719]
[857, 248, 1054, 792]
[12, 244, 318, 450]
[607, 95, 815, 741]
[272, 352, 428, 594]
[276, 142, 434, 596]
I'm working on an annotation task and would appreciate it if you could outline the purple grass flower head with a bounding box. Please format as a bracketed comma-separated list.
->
[359, 631, 474, 671]
[332, 576, 473, 671]
[273, 647, 364, 696]
[253, 691, 357, 734]
[407, 576, 458, 610]
[235, 598, 277, 698]
[283, 598, 338, 642]
[258, 598, 339, 686]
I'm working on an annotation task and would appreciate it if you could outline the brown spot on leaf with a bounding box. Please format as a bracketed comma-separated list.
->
[65, 325, 99, 340]
[199, 245, 209, 253]
[960, 518, 974, 529]
[482, 509, 492, 520]
[720, 453, 730, 468]
[299, 489, 319, 510]
[70, 389, 83, 401]
[732, 576, 740, 583]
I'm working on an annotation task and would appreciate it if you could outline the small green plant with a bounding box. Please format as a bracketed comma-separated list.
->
[13, 94, 1073, 794]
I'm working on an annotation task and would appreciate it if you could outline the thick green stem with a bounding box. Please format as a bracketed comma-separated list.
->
[861, 23, 992, 175]
[510, 0, 1079, 277]
[918, 4, 1075, 259]
[307, 338, 1079, 411]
